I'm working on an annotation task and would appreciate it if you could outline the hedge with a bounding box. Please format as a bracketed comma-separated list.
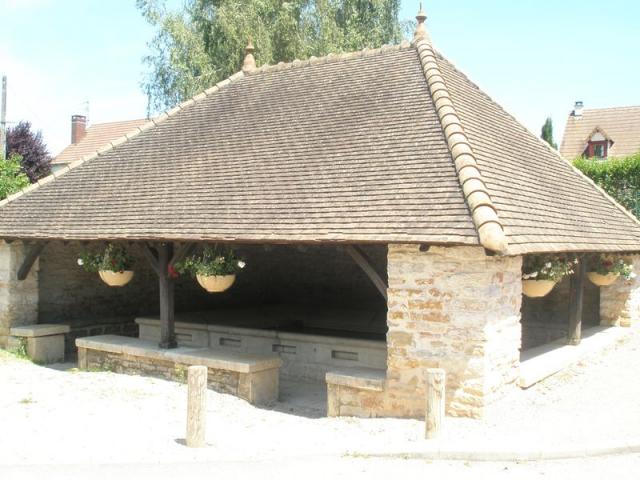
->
[574, 153, 640, 219]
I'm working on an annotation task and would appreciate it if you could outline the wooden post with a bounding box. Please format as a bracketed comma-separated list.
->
[568, 257, 585, 345]
[425, 368, 445, 439]
[157, 243, 177, 349]
[186, 365, 207, 448]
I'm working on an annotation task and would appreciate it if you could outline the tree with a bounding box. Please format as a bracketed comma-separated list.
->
[6, 121, 52, 182]
[0, 152, 30, 200]
[138, 0, 406, 113]
[541, 117, 557, 150]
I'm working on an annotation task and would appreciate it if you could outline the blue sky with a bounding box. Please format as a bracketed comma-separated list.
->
[1, 0, 638, 156]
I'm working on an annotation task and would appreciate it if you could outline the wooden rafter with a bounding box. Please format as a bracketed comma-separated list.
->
[17, 242, 47, 280]
[345, 245, 388, 301]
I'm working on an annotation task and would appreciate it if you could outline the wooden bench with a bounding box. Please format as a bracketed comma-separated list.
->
[76, 335, 282, 406]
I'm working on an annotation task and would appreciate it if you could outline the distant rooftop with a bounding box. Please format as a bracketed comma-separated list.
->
[560, 105, 640, 159]
[52, 119, 148, 165]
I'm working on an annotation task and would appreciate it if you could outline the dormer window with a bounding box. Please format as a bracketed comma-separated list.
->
[587, 141, 607, 158]
[584, 129, 612, 159]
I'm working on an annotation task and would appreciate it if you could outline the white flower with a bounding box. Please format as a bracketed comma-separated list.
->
[77, 258, 84, 266]
[237, 260, 246, 269]
[531, 272, 538, 278]
[545, 262, 552, 268]
[574, 259, 579, 264]
[630, 272, 637, 279]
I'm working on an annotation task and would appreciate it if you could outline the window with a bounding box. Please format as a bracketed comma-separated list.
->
[586, 141, 608, 159]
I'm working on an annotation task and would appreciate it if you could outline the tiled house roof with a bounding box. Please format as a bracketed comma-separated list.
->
[0, 18, 639, 254]
[52, 119, 148, 165]
[560, 106, 640, 159]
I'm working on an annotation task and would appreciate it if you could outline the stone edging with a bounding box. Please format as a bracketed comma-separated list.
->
[350, 440, 640, 462]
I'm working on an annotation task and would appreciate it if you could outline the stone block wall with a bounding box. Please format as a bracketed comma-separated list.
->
[600, 255, 640, 327]
[0, 242, 39, 348]
[78, 347, 278, 405]
[328, 245, 523, 419]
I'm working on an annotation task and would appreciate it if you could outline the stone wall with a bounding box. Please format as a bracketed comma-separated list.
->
[600, 255, 640, 327]
[327, 245, 523, 419]
[0, 242, 39, 347]
[77, 346, 279, 405]
[520, 276, 600, 349]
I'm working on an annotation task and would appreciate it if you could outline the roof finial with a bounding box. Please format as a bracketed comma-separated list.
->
[242, 38, 256, 72]
[413, 3, 429, 42]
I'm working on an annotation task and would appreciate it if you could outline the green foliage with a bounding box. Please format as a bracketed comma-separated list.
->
[522, 255, 577, 282]
[78, 244, 135, 273]
[0, 152, 30, 200]
[176, 245, 246, 277]
[137, 0, 406, 113]
[574, 153, 640, 219]
[11, 338, 29, 360]
[587, 254, 635, 280]
[541, 117, 557, 149]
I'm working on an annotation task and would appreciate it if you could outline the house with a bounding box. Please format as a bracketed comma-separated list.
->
[51, 115, 147, 172]
[560, 102, 640, 159]
[0, 7, 638, 420]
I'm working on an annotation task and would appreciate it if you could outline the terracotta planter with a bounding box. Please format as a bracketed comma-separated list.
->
[522, 279, 557, 298]
[587, 272, 619, 287]
[99, 270, 134, 287]
[196, 274, 236, 293]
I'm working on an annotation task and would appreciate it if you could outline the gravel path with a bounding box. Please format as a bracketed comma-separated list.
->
[1, 325, 639, 467]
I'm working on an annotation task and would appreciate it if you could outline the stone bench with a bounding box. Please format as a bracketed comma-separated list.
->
[326, 367, 386, 417]
[76, 335, 282, 406]
[9, 324, 70, 364]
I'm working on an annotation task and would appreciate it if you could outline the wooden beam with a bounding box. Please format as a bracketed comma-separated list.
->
[17, 242, 46, 280]
[170, 242, 196, 267]
[141, 243, 160, 276]
[345, 245, 388, 301]
[567, 258, 585, 345]
[157, 242, 177, 349]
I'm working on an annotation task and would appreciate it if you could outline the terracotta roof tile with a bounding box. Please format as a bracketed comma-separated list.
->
[560, 106, 640, 159]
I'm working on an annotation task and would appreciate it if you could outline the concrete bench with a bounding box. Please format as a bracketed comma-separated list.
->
[9, 324, 70, 364]
[76, 335, 282, 406]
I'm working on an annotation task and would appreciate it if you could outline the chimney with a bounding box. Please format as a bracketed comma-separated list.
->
[71, 115, 87, 144]
[572, 101, 584, 118]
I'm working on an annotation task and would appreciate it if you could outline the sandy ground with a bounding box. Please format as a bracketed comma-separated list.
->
[1, 325, 639, 476]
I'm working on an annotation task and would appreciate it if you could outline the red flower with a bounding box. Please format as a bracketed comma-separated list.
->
[168, 265, 179, 279]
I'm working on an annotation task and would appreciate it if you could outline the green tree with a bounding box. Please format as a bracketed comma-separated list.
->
[0, 152, 30, 200]
[138, 0, 406, 113]
[541, 117, 557, 149]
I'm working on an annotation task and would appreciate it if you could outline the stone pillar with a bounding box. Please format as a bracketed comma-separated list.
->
[600, 255, 640, 328]
[386, 245, 522, 418]
[0, 241, 39, 348]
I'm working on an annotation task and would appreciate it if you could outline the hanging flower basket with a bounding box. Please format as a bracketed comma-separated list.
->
[587, 254, 635, 287]
[522, 279, 557, 298]
[99, 270, 135, 287]
[521, 254, 577, 298]
[587, 272, 619, 287]
[196, 274, 236, 293]
[176, 245, 246, 294]
[78, 243, 135, 288]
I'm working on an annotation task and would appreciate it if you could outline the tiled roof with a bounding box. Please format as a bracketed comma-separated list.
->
[0, 26, 639, 254]
[560, 106, 640, 159]
[436, 57, 640, 254]
[52, 119, 148, 165]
